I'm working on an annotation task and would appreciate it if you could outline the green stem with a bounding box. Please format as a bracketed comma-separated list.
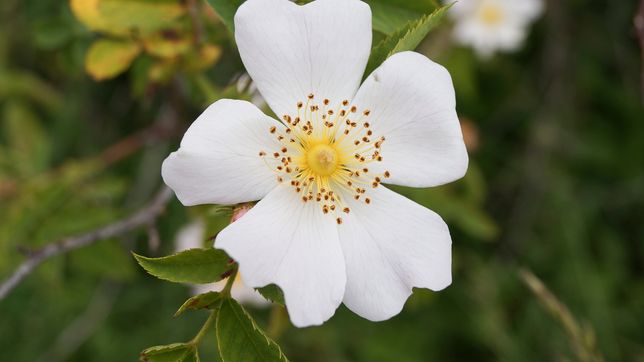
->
[221, 266, 238, 297]
[191, 309, 217, 346]
[267, 304, 288, 340]
[191, 265, 237, 346]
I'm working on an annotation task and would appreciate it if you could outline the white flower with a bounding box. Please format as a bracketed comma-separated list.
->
[162, 0, 468, 327]
[174, 219, 269, 307]
[446, 0, 543, 58]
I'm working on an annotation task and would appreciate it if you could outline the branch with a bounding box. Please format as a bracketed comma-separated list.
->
[0, 186, 174, 301]
[519, 269, 604, 362]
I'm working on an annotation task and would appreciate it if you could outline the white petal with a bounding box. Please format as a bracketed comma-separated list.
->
[234, 0, 372, 118]
[231, 280, 271, 308]
[340, 186, 452, 321]
[216, 186, 346, 327]
[162, 99, 282, 206]
[351, 52, 468, 188]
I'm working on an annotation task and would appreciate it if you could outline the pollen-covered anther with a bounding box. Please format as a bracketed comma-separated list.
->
[261, 96, 386, 223]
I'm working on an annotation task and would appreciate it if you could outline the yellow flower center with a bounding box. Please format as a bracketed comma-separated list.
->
[259, 94, 391, 224]
[478, 4, 503, 25]
[306, 144, 339, 176]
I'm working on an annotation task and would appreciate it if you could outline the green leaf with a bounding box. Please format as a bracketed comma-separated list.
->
[366, 0, 438, 14]
[369, 2, 422, 35]
[175, 292, 222, 317]
[364, 5, 450, 77]
[256, 284, 285, 306]
[85, 39, 141, 81]
[216, 298, 288, 362]
[133, 248, 233, 284]
[140, 343, 199, 362]
[205, 0, 245, 34]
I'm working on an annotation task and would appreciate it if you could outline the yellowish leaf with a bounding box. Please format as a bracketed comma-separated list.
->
[70, 0, 186, 36]
[185, 44, 222, 72]
[85, 39, 141, 81]
[142, 30, 192, 58]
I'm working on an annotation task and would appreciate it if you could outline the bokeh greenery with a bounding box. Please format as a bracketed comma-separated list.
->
[1, 0, 643, 361]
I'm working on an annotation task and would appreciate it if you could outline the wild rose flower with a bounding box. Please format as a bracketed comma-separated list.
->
[446, 0, 543, 58]
[162, 0, 468, 327]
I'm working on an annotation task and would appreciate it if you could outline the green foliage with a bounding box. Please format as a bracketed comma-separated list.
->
[133, 249, 233, 284]
[256, 284, 285, 306]
[367, 0, 439, 14]
[140, 343, 199, 362]
[205, 0, 245, 34]
[216, 298, 288, 362]
[364, 4, 449, 76]
[175, 292, 222, 317]
[368, 1, 422, 35]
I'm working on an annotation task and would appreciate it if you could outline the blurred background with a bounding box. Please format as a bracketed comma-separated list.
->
[1, 0, 643, 361]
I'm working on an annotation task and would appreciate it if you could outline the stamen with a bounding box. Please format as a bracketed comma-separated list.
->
[259, 97, 387, 223]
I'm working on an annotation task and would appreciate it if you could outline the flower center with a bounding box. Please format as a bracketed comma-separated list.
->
[306, 144, 339, 176]
[478, 4, 503, 25]
[259, 94, 391, 224]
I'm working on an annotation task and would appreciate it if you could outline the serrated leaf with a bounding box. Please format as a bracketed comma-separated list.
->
[366, 0, 438, 14]
[256, 284, 285, 306]
[364, 5, 450, 77]
[140, 343, 199, 362]
[133, 248, 233, 284]
[205, 0, 245, 34]
[216, 298, 288, 362]
[369, 2, 422, 35]
[175, 292, 222, 317]
[85, 39, 141, 81]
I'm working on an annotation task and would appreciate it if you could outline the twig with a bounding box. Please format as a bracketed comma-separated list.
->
[635, 0, 644, 103]
[0, 187, 174, 301]
[186, 0, 205, 45]
[100, 112, 182, 166]
[519, 269, 604, 362]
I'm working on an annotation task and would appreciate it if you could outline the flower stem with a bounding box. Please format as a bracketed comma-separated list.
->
[191, 309, 217, 346]
[221, 265, 238, 297]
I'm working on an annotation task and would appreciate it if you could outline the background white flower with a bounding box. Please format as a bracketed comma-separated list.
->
[174, 219, 269, 308]
[446, 0, 544, 58]
[162, 0, 468, 327]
